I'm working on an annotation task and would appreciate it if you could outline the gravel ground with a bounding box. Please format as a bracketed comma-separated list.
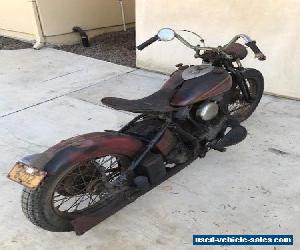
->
[0, 36, 32, 50]
[58, 28, 136, 67]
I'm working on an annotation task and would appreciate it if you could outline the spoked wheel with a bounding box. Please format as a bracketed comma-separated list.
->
[21, 154, 131, 232]
[228, 78, 263, 122]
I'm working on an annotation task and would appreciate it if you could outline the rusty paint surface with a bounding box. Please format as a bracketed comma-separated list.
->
[16, 132, 144, 175]
[161, 68, 185, 89]
[171, 69, 232, 106]
[156, 129, 177, 156]
[15, 131, 176, 176]
[43, 132, 145, 174]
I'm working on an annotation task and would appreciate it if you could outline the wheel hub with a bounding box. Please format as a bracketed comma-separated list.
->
[85, 179, 105, 193]
[52, 155, 129, 215]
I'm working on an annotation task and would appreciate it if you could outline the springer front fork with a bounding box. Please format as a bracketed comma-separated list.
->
[227, 66, 253, 103]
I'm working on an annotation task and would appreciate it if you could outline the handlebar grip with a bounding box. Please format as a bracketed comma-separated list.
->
[245, 41, 266, 61]
[137, 35, 158, 50]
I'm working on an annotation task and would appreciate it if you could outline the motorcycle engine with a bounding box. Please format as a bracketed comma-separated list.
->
[195, 101, 219, 121]
[174, 98, 228, 142]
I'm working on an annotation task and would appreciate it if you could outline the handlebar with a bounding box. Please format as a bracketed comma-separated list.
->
[221, 34, 266, 61]
[245, 41, 266, 61]
[137, 35, 158, 50]
[137, 30, 266, 61]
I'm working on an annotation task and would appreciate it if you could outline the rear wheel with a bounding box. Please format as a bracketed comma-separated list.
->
[228, 77, 264, 122]
[21, 155, 131, 232]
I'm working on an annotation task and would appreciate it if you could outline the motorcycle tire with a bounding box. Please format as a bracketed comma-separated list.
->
[21, 154, 131, 232]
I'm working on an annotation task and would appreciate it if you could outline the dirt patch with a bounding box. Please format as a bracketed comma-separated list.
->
[0, 36, 32, 50]
[57, 28, 136, 68]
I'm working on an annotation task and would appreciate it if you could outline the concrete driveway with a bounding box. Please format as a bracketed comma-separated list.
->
[0, 48, 299, 250]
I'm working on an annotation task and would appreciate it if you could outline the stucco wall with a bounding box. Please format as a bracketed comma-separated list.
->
[136, 0, 300, 99]
[0, 0, 36, 41]
[36, 0, 135, 36]
[36, 0, 135, 44]
[0, 0, 135, 45]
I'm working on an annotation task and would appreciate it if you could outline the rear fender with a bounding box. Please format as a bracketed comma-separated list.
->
[17, 131, 175, 175]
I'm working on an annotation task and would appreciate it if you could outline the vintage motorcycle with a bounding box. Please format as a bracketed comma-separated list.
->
[8, 28, 265, 235]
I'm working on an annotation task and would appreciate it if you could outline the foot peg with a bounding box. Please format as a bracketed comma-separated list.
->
[210, 124, 247, 151]
[134, 176, 150, 190]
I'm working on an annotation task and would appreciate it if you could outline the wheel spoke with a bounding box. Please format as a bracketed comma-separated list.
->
[65, 195, 84, 212]
[52, 155, 128, 216]
[229, 78, 258, 119]
[55, 196, 74, 209]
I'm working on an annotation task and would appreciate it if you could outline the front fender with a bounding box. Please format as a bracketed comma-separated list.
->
[241, 68, 264, 87]
[19, 132, 144, 175]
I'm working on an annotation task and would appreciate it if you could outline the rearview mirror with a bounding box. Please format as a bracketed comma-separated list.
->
[157, 28, 175, 41]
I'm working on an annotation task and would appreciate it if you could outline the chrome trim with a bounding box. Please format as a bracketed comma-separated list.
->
[223, 34, 254, 50]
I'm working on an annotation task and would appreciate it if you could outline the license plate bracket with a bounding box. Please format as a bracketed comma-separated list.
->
[7, 163, 46, 189]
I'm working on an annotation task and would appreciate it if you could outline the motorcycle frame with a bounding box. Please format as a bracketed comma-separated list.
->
[117, 66, 264, 178]
[118, 112, 202, 175]
[9, 67, 263, 235]
[17, 66, 262, 179]
[71, 66, 262, 234]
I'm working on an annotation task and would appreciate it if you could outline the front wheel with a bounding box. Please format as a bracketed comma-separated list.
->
[21, 154, 131, 232]
[228, 75, 264, 122]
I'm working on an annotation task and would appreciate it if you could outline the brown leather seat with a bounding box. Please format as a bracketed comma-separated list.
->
[101, 88, 178, 113]
[224, 43, 248, 60]
[102, 67, 232, 113]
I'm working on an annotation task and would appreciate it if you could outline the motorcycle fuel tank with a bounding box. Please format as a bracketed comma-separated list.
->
[170, 65, 232, 107]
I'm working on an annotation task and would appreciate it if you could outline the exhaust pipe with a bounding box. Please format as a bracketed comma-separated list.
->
[209, 122, 247, 151]
[215, 125, 247, 148]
